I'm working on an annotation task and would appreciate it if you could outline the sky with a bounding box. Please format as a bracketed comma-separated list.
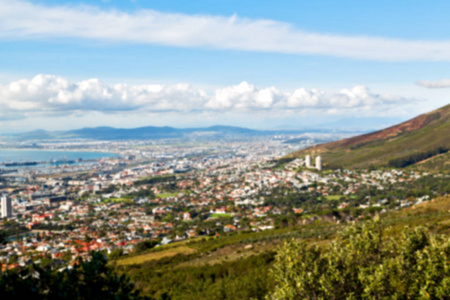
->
[0, 0, 450, 132]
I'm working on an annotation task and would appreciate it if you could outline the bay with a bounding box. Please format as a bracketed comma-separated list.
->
[0, 149, 118, 165]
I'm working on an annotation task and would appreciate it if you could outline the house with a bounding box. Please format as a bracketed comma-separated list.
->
[223, 224, 237, 232]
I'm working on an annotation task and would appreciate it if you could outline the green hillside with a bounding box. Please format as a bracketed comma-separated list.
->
[287, 104, 450, 170]
[109, 195, 450, 299]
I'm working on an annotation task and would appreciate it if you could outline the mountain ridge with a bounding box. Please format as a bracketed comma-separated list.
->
[287, 104, 450, 170]
[4, 125, 353, 141]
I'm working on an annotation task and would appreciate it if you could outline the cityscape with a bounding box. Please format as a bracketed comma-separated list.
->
[1, 0, 450, 299]
[0, 134, 446, 268]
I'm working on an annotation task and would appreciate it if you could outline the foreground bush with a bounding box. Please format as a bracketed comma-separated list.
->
[0, 252, 146, 300]
[270, 219, 450, 299]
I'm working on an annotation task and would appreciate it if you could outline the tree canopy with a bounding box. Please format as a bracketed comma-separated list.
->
[0, 252, 146, 300]
[270, 219, 450, 299]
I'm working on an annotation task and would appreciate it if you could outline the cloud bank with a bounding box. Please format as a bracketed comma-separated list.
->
[1, 1, 450, 61]
[0, 75, 408, 119]
[417, 79, 450, 88]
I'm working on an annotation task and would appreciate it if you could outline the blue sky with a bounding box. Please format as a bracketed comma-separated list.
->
[0, 0, 449, 132]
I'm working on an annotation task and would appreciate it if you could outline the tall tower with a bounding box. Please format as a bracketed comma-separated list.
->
[305, 155, 312, 168]
[1, 195, 12, 218]
[315, 156, 322, 171]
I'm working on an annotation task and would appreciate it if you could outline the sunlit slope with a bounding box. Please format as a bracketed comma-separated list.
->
[115, 195, 450, 299]
[287, 104, 450, 169]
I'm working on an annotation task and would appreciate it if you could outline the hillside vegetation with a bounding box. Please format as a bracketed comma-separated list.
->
[271, 219, 450, 299]
[287, 104, 450, 170]
[3, 195, 450, 299]
[112, 195, 450, 299]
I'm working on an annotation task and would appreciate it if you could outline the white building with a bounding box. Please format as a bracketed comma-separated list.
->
[305, 155, 312, 168]
[1, 195, 12, 218]
[315, 156, 322, 171]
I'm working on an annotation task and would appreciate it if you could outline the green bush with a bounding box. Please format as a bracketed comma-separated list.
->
[388, 146, 449, 168]
[0, 252, 146, 299]
[134, 240, 159, 253]
[270, 219, 450, 299]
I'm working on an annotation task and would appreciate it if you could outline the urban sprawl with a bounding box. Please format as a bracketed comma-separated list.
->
[0, 137, 446, 270]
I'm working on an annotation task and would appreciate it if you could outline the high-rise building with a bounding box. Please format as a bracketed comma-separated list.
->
[315, 156, 322, 171]
[305, 155, 312, 168]
[1, 195, 12, 218]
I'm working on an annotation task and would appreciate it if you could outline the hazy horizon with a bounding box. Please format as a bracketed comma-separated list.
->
[0, 116, 406, 135]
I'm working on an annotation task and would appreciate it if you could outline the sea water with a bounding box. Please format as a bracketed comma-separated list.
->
[0, 149, 118, 166]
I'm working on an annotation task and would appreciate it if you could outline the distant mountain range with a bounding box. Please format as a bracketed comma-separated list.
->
[287, 104, 450, 170]
[4, 125, 357, 142]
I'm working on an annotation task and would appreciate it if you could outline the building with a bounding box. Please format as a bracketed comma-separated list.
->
[315, 156, 322, 171]
[44, 195, 68, 206]
[305, 155, 312, 168]
[1, 195, 12, 218]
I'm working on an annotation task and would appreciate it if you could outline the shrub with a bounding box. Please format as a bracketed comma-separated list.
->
[270, 219, 450, 299]
[388, 147, 449, 168]
[0, 252, 146, 299]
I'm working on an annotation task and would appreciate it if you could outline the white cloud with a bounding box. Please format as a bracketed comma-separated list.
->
[0, 75, 207, 113]
[1, 1, 450, 61]
[206, 82, 283, 110]
[0, 75, 408, 119]
[417, 79, 450, 88]
[205, 82, 405, 111]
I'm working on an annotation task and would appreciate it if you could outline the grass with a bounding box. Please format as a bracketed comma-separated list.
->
[209, 213, 232, 218]
[382, 196, 450, 237]
[117, 225, 328, 268]
[116, 245, 196, 266]
[179, 240, 281, 267]
[156, 192, 179, 199]
[98, 197, 133, 204]
[325, 195, 344, 200]
[409, 151, 450, 174]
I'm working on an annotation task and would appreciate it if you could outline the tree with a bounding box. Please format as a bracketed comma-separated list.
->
[0, 252, 146, 299]
[270, 219, 450, 299]
[61, 250, 72, 262]
[83, 234, 92, 243]
[134, 240, 158, 253]
[108, 248, 124, 260]
[0, 230, 6, 245]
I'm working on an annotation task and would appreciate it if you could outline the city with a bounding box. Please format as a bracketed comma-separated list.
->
[1, 136, 446, 271]
[1, 0, 450, 298]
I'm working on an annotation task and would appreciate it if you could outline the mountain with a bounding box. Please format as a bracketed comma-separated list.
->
[66, 125, 261, 140]
[286, 104, 450, 170]
[6, 125, 347, 141]
[67, 126, 183, 140]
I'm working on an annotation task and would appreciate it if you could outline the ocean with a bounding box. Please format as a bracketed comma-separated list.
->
[0, 149, 118, 166]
